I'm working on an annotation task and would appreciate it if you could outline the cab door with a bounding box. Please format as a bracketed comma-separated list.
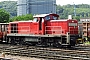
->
[38, 17, 42, 30]
[38, 17, 45, 34]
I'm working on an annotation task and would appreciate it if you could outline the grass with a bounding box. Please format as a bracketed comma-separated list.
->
[84, 41, 90, 45]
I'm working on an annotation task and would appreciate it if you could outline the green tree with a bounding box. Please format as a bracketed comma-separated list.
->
[10, 14, 33, 22]
[56, 5, 64, 14]
[56, 4, 90, 19]
[0, 1, 17, 17]
[0, 8, 10, 23]
[73, 16, 80, 21]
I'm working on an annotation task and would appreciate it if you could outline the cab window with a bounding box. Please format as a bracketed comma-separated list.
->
[45, 15, 50, 20]
[53, 16, 58, 20]
[33, 18, 38, 22]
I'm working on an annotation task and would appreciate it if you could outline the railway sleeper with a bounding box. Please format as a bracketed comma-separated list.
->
[29, 54, 40, 58]
[37, 55, 47, 59]
[35, 50, 44, 52]
[20, 53, 29, 56]
[55, 58, 71, 60]
[71, 57, 82, 60]
[80, 58, 90, 60]
[45, 55, 71, 60]
[70, 54, 80, 57]
[46, 56, 59, 60]
[20, 51, 29, 56]
[51, 55, 62, 59]
[79, 55, 90, 58]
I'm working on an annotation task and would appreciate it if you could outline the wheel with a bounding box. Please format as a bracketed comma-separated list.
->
[10, 38, 15, 45]
[19, 38, 24, 45]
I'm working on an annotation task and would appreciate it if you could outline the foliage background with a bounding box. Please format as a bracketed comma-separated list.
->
[0, 1, 17, 17]
[0, 9, 10, 23]
[57, 4, 90, 20]
[0, 1, 90, 21]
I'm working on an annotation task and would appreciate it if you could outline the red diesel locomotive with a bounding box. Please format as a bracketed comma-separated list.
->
[0, 13, 82, 47]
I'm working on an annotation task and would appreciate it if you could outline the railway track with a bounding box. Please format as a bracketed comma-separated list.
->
[74, 44, 90, 51]
[0, 44, 90, 60]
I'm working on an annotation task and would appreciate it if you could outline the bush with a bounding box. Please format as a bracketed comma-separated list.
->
[9, 14, 33, 22]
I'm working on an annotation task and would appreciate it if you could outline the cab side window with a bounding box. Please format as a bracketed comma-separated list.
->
[53, 16, 58, 20]
[33, 18, 38, 22]
[45, 15, 50, 20]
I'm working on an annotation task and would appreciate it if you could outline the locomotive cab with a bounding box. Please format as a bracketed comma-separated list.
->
[33, 13, 59, 35]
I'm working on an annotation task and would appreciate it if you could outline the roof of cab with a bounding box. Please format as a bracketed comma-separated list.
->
[33, 14, 49, 17]
[33, 13, 59, 18]
[0, 23, 9, 25]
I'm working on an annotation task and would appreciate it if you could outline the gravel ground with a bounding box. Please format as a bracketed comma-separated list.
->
[0, 54, 45, 60]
